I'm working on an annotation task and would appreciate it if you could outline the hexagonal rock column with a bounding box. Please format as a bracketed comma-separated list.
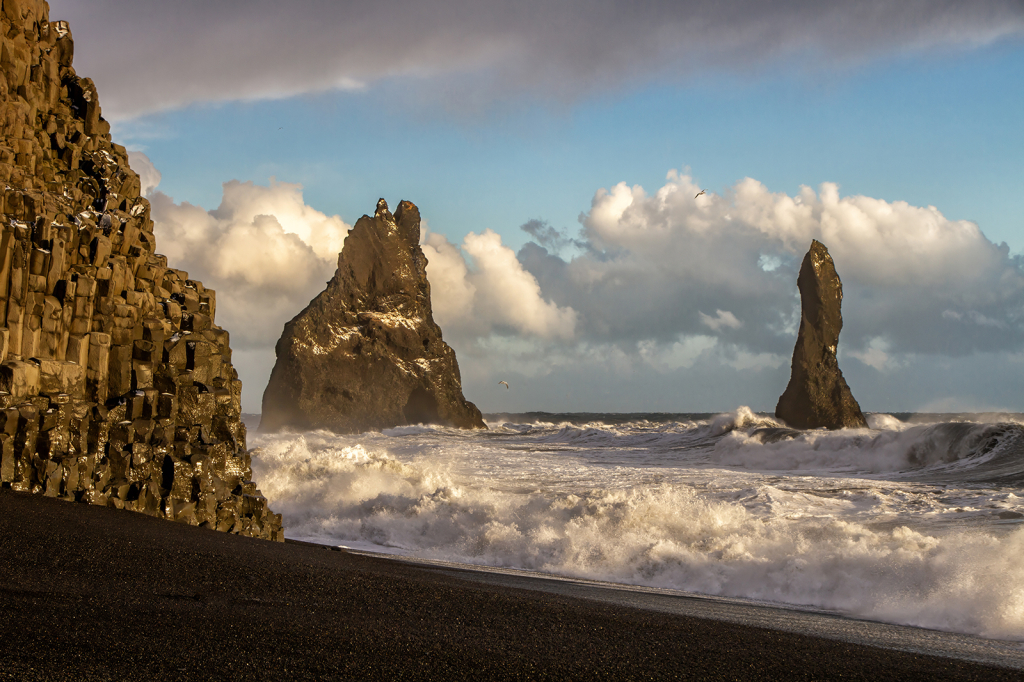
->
[0, 0, 282, 541]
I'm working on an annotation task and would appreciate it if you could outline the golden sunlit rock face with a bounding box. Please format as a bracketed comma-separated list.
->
[0, 0, 281, 540]
[261, 199, 486, 435]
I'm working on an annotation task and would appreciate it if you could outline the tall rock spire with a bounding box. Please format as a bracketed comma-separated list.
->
[260, 199, 485, 434]
[776, 240, 867, 429]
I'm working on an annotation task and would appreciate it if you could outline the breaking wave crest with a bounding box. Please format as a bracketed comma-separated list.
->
[716, 418, 1024, 483]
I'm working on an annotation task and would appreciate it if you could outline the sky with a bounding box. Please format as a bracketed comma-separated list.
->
[48, 0, 1024, 415]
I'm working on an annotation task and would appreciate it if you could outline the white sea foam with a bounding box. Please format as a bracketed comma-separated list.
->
[250, 410, 1024, 640]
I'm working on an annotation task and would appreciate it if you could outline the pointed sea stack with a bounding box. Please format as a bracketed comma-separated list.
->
[775, 240, 867, 429]
[260, 199, 486, 434]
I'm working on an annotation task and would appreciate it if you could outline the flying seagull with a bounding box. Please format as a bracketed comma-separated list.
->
[695, 189, 706, 199]
[498, 381, 509, 390]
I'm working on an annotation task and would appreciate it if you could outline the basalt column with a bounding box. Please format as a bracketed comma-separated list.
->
[0, 0, 282, 540]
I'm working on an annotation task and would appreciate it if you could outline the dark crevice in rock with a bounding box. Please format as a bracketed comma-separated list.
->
[403, 386, 440, 425]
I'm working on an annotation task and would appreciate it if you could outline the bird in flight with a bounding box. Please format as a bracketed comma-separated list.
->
[498, 381, 509, 390]
[695, 189, 706, 199]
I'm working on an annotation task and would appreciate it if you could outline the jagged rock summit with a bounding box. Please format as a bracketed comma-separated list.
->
[260, 199, 486, 434]
[0, 0, 281, 540]
[776, 240, 867, 430]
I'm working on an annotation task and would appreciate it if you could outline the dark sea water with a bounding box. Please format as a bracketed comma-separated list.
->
[246, 408, 1024, 642]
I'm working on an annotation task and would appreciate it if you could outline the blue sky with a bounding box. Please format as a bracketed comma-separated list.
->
[49, 0, 1024, 413]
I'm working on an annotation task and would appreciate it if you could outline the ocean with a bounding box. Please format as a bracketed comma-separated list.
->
[246, 408, 1024, 642]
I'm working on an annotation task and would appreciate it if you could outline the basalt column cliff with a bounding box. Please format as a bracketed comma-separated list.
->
[261, 199, 485, 434]
[0, 0, 282, 540]
[776, 240, 867, 430]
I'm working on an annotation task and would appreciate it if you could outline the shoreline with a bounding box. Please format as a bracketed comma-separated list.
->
[323, 545, 1024, 671]
[1, 488, 1019, 680]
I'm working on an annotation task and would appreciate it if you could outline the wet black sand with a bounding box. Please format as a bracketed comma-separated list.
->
[0, 488, 1019, 681]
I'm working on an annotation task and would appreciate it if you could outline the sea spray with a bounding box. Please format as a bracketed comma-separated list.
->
[251, 410, 1024, 639]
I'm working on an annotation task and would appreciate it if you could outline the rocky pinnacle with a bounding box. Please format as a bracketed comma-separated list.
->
[775, 240, 867, 430]
[260, 199, 486, 434]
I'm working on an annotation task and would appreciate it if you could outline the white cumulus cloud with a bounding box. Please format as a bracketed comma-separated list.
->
[520, 169, 1024, 361]
[422, 228, 577, 341]
[150, 180, 351, 351]
[126, 150, 161, 195]
[700, 310, 743, 331]
[142, 163, 1024, 413]
[848, 337, 901, 372]
[149, 180, 577, 410]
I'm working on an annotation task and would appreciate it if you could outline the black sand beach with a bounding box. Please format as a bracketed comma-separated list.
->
[0, 488, 1018, 681]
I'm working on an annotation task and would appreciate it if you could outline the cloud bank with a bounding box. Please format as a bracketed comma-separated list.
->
[148, 170, 1024, 413]
[423, 229, 576, 341]
[49, 0, 1024, 118]
[150, 180, 350, 352]
[520, 170, 1024, 359]
[423, 170, 1024, 411]
[148, 180, 575, 409]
